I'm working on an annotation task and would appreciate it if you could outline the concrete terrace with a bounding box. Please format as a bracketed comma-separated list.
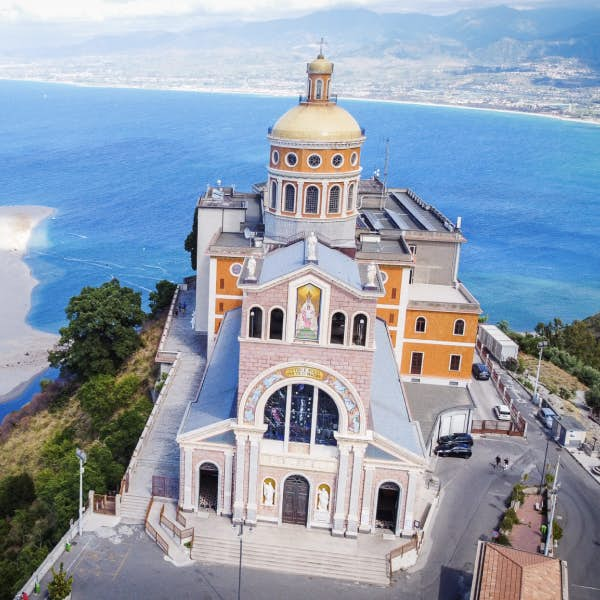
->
[127, 287, 206, 498]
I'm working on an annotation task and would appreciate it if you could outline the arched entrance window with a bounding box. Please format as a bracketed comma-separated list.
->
[248, 307, 263, 338]
[269, 308, 284, 340]
[284, 184, 296, 212]
[262, 384, 339, 445]
[415, 316, 426, 333]
[270, 180, 277, 209]
[305, 186, 319, 214]
[198, 463, 219, 511]
[352, 313, 367, 346]
[375, 482, 400, 533]
[330, 312, 345, 344]
[282, 475, 309, 525]
[454, 319, 465, 335]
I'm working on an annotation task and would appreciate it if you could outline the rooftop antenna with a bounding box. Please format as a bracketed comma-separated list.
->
[380, 138, 389, 209]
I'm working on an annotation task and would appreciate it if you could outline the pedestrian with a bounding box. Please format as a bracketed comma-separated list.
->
[503, 457, 509, 470]
[495, 455, 501, 470]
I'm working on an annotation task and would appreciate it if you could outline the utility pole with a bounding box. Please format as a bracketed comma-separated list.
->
[380, 138, 389, 209]
[544, 449, 561, 556]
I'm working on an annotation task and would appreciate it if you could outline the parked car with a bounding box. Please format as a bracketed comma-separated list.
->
[472, 363, 491, 380]
[537, 407, 557, 429]
[435, 443, 472, 459]
[437, 432, 474, 447]
[494, 405, 512, 421]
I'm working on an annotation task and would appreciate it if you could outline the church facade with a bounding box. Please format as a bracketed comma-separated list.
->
[176, 53, 480, 538]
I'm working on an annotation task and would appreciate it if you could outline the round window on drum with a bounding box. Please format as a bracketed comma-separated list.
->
[308, 154, 321, 168]
[272, 150, 280, 165]
[286, 152, 298, 167]
[350, 152, 358, 166]
[332, 154, 343, 168]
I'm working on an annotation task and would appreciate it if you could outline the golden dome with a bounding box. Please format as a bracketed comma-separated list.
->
[270, 104, 363, 142]
[308, 54, 333, 75]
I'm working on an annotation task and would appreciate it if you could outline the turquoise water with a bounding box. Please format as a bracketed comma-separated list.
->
[0, 80, 599, 334]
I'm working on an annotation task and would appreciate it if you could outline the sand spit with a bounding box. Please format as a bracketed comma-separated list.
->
[0, 205, 58, 398]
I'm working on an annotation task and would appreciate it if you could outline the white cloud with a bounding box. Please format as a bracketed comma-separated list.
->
[0, 0, 588, 24]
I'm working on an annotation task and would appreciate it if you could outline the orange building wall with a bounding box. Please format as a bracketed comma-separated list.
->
[377, 265, 404, 305]
[215, 298, 243, 315]
[404, 310, 478, 343]
[215, 257, 244, 297]
[401, 342, 475, 379]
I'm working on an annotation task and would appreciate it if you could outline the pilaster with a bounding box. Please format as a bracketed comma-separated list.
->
[346, 444, 365, 538]
[182, 446, 194, 511]
[223, 449, 234, 516]
[245, 438, 260, 524]
[402, 470, 418, 535]
[233, 433, 247, 524]
[332, 444, 350, 536]
[359, 465, 375, 533]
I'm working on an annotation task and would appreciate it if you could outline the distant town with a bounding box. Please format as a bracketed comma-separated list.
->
[2, 52, 598, 123]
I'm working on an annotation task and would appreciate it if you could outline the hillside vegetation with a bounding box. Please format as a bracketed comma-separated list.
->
[0, 279, 173, 599]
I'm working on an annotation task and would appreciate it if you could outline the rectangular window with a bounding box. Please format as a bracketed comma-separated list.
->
[409, 244, 417, 255]
[218, 302, 224, 313]
[219, 278, 225, 289]
[388, 312, 395, 325]
[409, 268, 415, 284]
[449, 354, 461, 371]
[391, 288, 397, 300]
[410, 352, 423, 375]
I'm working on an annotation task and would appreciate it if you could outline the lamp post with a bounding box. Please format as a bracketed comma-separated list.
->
[544, 448, 561, 557]
[76, 448, 87, 537]
[532, 341, 548, 407]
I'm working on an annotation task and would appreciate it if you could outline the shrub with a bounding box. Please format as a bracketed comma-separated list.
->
[552, 519, 564, 542]
[496, 533, 511, 546]
[501, 508, 519, 531]
[48, 562, 73, 600]
[148, 280, 177, 317]
[511, 484, 525, 505]
[504, 357, 518, 372]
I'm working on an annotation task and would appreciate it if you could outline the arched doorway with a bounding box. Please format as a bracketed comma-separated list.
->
[282, 475, 309, 525]
[198, 463, 219, 511]
[375, 482, 400, 533]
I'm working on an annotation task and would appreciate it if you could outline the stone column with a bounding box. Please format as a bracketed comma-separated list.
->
[332, 444, 350, 536]
[182, 446, 194, 511]
[295, 181, 304, 217]
[222, 449, 234, 516]
[359, 465, 375, 533]
[346, 445, 365, 538]
[402, 471, 418, 535]
[245, 438, 260, 524]
[233, 433, 247, 524]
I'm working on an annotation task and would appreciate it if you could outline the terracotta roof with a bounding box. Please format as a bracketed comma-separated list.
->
[474, 542, 565, 600]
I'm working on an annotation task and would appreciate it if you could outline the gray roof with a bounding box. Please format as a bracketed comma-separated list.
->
[179, 308, 241, 435]
[258, 239, 370, 293]
[403, 383, 473, 445]
[369, 319, 424, 456]
[554, 414, 586, 431]
[365, 444, 401, 461]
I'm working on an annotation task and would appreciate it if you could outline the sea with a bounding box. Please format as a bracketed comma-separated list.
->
[0, 80, 599, 418]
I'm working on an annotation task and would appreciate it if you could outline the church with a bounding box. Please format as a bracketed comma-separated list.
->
[175, 53, 481, 538]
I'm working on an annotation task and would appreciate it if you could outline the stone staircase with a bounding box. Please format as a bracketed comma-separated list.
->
[120, 493, 151, 524]
[191, 532, 389, 586]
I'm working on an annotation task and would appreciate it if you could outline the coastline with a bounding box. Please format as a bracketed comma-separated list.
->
[0, 205, 58, 398]
[2, 76, 599, 128]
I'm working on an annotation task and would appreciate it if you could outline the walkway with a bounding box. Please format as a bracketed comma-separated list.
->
[128, 287, 206, 497]
[510, 494, 543, 553]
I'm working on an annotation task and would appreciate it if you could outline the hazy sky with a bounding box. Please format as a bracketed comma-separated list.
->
[0, 0, 589, 24]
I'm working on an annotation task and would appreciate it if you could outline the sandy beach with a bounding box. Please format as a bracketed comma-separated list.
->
[0, 205, 58, 398]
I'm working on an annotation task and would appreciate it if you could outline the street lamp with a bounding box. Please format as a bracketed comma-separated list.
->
[76, 448, 87, 537]
[532, 341, 548, 407]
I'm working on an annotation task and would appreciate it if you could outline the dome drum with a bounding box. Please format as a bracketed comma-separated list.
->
[269, 146, 362, 175]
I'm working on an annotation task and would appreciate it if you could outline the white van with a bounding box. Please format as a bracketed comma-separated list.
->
[537, 407, 557, 429]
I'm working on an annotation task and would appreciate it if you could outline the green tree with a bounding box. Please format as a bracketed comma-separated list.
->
[586, 385, 600, 413]
[149, 280, 177, 317]
[184, 208, 198, 271]
[49, 279, 145, 379]
[0, 473, 36, 518]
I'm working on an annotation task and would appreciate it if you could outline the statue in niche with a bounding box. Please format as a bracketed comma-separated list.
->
[317, 486, 330, 511]
[263, 479, 275, 506]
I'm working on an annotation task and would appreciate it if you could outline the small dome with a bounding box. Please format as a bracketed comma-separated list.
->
[308, 54, 333, 75]
[271, 104, 363, 142]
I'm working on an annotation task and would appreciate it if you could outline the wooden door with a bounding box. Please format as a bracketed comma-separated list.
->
[282, 475, 309, 525]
